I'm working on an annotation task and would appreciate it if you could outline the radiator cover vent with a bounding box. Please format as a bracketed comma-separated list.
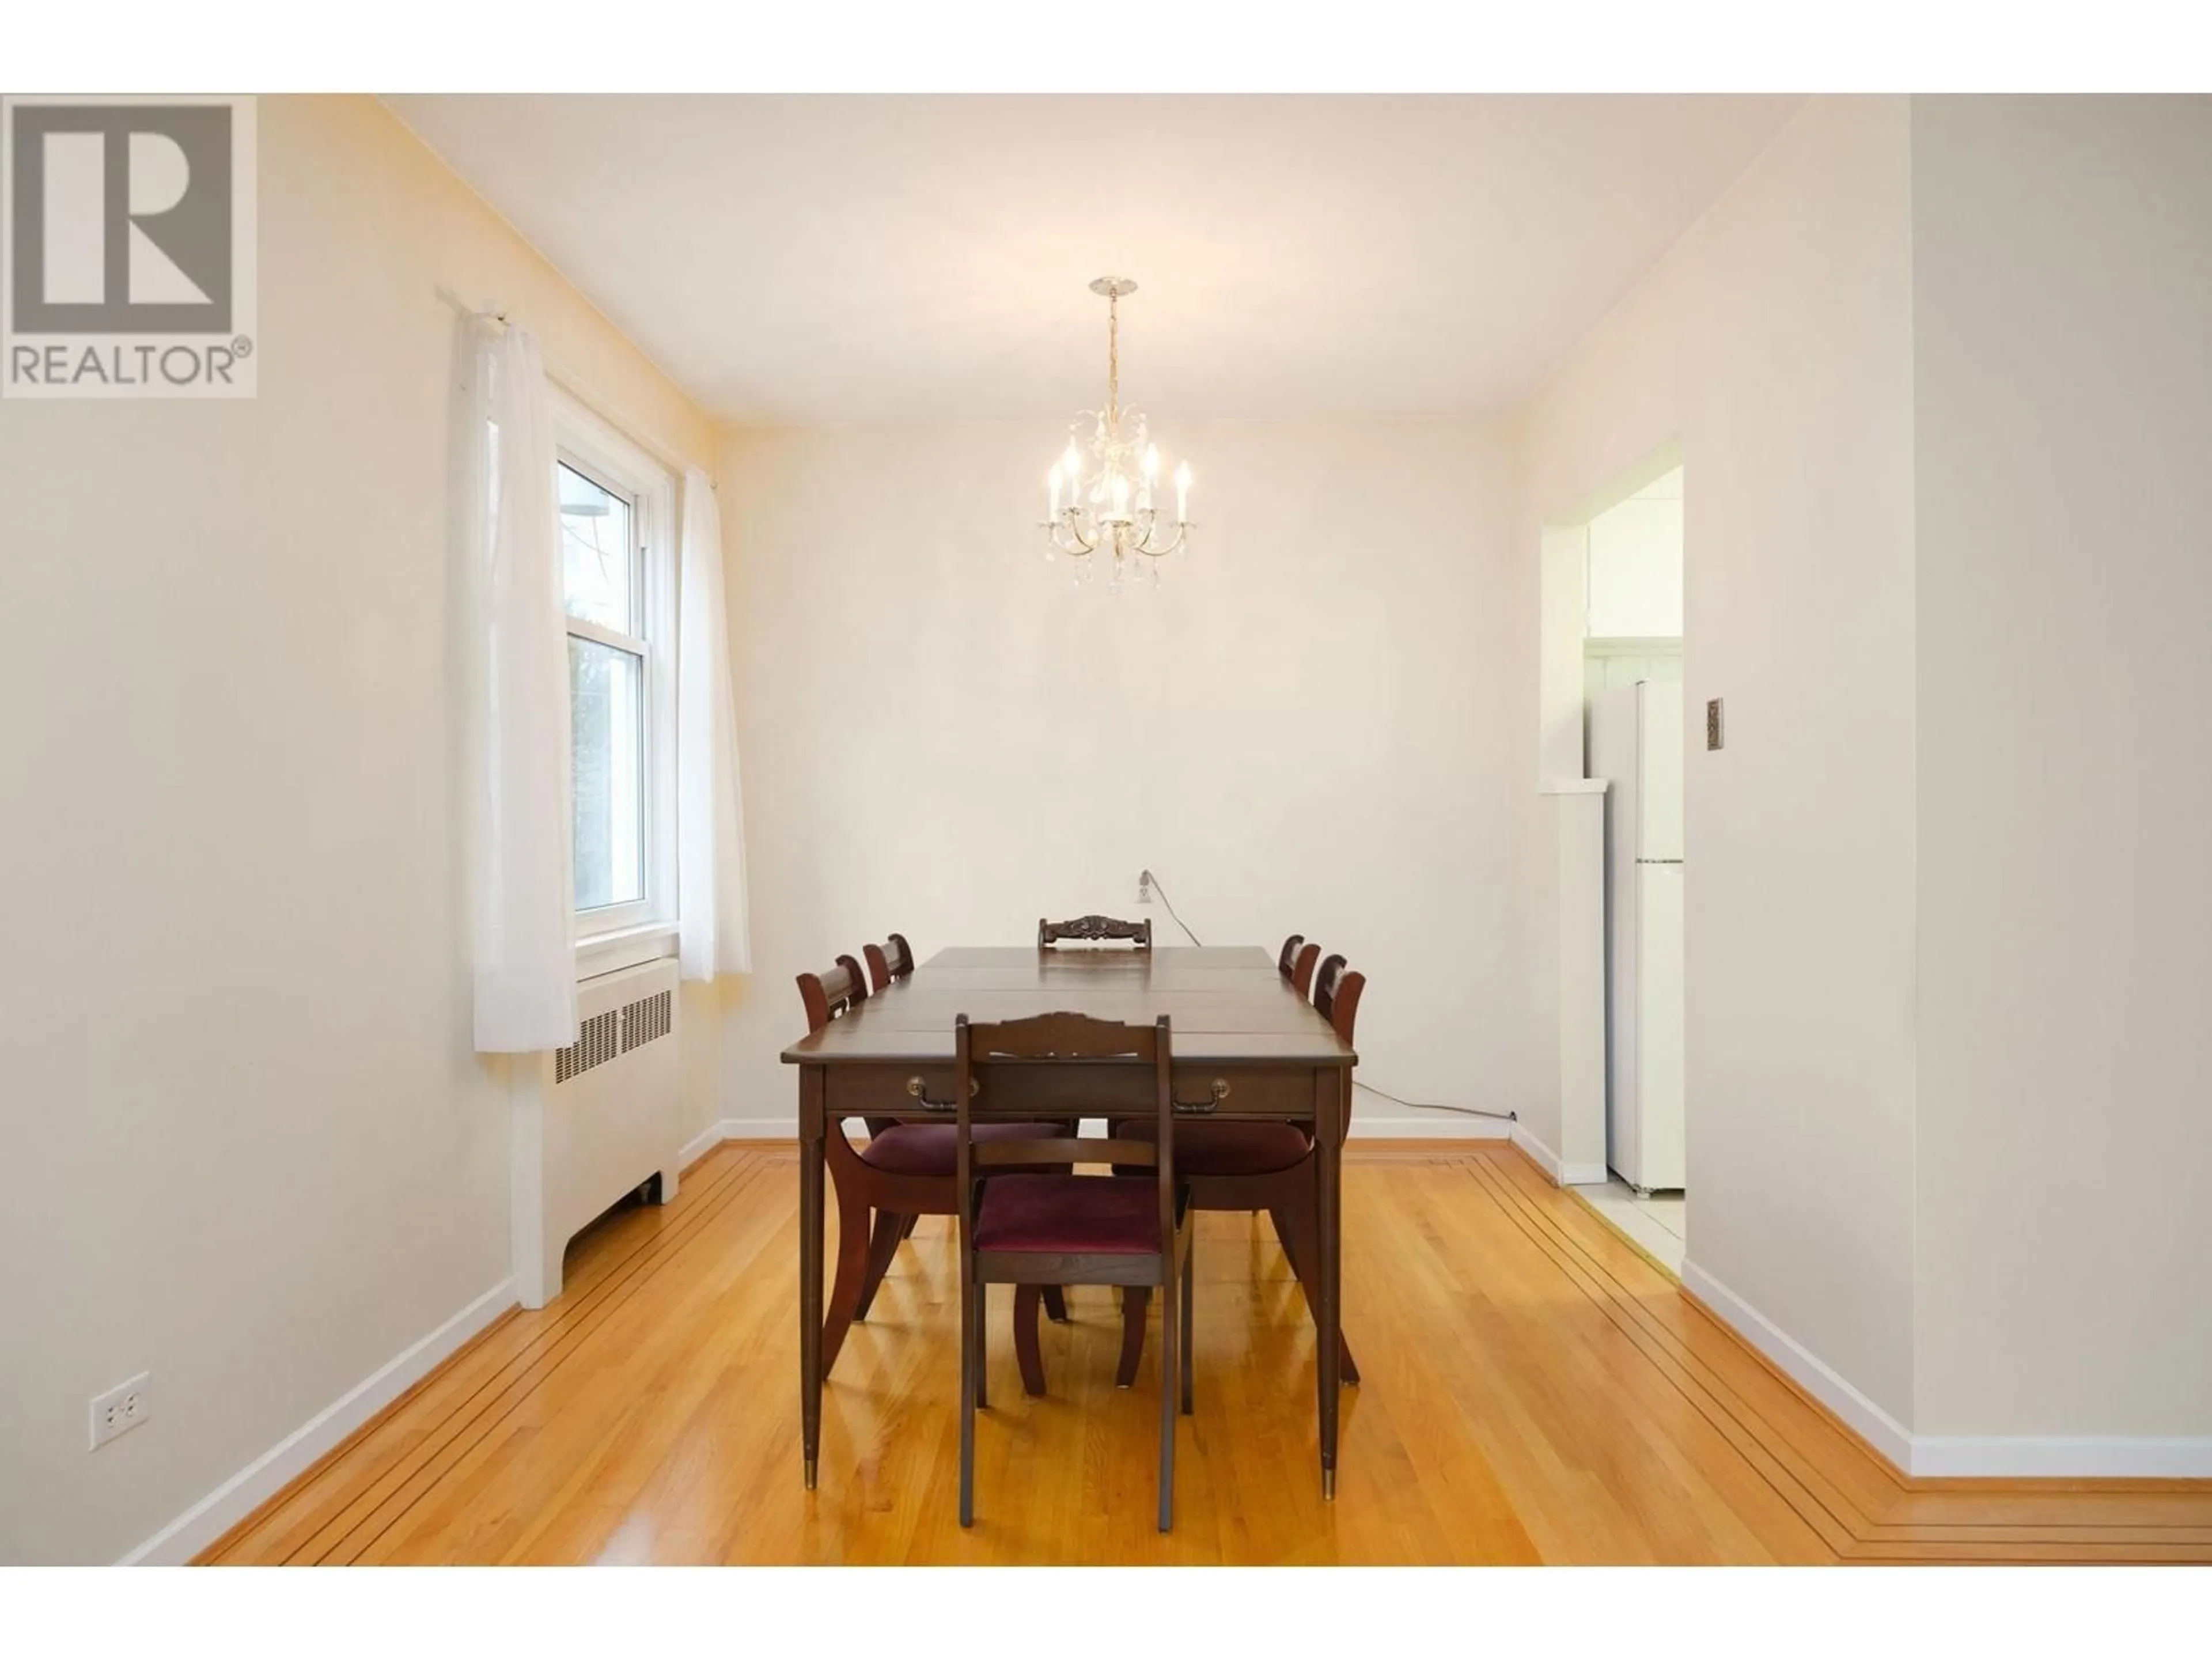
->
[622, 990, 672, 1052]
[555, 1010, 621, 1084]
[554, 990, 675, 1083]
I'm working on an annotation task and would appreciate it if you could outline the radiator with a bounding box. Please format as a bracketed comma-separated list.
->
[512, 957, 683, 1308]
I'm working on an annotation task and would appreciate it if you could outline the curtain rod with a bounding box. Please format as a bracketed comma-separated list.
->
[434, 285, 712, 487]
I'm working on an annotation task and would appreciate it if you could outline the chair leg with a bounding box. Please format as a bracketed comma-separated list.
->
[902, 1214, 919, 1240]
[853, 1210, 906, 1323]
[1179, 1241, 1195, 1416]
[1157, 1271, 1177, 1533]
[1041, 1285, 1070, 1323]
[972, 1280, 989, 1411]
[1272, 1200, 1361, 1386]
[822, 1181, 872, 1378]
[1116, 1286, 1150, 1389]
[1013, 1285, 1048, 1397]
[959, 1263, 976, 1528]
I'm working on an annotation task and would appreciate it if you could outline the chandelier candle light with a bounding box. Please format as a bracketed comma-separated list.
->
[1041, 277, 1193, 590]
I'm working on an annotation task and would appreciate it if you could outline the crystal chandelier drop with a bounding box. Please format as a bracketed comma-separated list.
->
[1040, 277, 1192, 591]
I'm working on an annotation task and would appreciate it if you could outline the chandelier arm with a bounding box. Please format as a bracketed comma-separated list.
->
[1130, 522, 1188, 559]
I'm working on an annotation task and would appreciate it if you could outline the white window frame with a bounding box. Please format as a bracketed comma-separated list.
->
[553, 391, 678, 974]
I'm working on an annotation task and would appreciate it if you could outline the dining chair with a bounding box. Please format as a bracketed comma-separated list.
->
[1277, 933, 1306, 979]
[797, 952, 870, 1029]
[862, 931, 915, 992]
[859, 933, 923, 1242]
[1290, 940, 1322, 998]
[1038, 914, 1153, 949]
[954, 1012, 1193, 1532]
[795, 957, 1070, 1381]
[1089, 952, 1366, 1389]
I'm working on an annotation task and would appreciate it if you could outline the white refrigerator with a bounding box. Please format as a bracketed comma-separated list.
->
[1589, 681, 1687, 1193]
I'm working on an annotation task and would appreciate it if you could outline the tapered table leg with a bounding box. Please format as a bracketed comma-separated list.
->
[1315, 1067, 1346, 1499]
[799, 1066, 826, 1488]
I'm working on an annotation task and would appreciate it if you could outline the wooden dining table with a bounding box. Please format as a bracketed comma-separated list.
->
[781, 943, 1358, 1497]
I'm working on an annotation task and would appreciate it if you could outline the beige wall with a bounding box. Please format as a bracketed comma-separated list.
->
[711, 418, 1546, 1139]
[1911, 96, 2212, 1448]
[1516, 97, 1921, 1429]
[0, 96, 717, 1563]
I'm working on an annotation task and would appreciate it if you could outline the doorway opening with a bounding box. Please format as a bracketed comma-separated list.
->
[1538, 451, 1687, 1272]
[1579, 466, 1686, 1270]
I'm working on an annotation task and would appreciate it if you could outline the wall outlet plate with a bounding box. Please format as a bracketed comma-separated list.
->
[1135, 869, 1154, 904]
[90, 1372, 151, 1450]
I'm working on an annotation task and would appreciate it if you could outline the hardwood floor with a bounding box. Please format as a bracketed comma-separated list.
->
[202, 1141, 2212, 1565]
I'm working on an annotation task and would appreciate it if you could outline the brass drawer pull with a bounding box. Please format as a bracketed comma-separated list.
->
[906, 1075, 976, 1111]
[1173, 1078, 1232, 1115]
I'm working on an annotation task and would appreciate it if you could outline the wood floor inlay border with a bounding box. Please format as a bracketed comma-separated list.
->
[200, 1142, 2212, 1566]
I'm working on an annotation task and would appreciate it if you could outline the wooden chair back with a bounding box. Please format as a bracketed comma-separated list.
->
[1290, 941, 1321, 998]
[863, 932, 915, 992]
[1037, 914, 1153, 949]
[796, 953, 870, 1035]
[954, 1013, 1177, 1252]
[1313, 955, 1365, 1044]
[1277, 934, 1306, 979]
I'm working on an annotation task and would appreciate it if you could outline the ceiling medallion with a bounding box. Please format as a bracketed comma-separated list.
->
[1040, 277, 1192, 591]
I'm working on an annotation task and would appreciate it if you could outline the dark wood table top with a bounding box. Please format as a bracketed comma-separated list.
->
[780, 945, 1355, 1066]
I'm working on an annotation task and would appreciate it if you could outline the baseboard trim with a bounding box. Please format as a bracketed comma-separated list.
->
[678, 1119, 737, 1170]
[121, 1277, 518, 1566]
[1909, 1435, 2212, 1479]
[1681, 1259, 2212, 1479]
[1679, 1259, 1915, 1475]
[1509, 1121, 1610, 1187]
[1508, 1122, 1558, 1179]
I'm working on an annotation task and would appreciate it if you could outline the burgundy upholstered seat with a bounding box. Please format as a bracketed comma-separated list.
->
[973, 1174, 1162, 1255]
[860, 1120, 1063, 1177]
[1118, 1118, 1312, 1176]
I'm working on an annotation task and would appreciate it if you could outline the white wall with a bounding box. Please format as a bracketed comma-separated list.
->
[713, 418, 1544, 1139]
[1911, 96, 2212, 1446]
[0, 97, 718, 1563]
[1516, 97, 1921, 1429]
[1585, 468, 1684, 637]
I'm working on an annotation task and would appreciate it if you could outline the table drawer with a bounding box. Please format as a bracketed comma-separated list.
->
[823, 1062, 1332, 1123]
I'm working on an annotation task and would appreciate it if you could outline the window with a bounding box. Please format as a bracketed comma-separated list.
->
[555, 398, 676, 944]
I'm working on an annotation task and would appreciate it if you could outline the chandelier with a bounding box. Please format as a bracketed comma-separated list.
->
[1040, 277, 1192, 590]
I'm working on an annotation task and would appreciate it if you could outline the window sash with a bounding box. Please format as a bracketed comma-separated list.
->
[553, 411, 677, 948]
[557, 454, 642, 634]
[565, 613, 648, 657]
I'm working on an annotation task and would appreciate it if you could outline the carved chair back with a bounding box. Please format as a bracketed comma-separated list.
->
[1037, 914, 1153, 949]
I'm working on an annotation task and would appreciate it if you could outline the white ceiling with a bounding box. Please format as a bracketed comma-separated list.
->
[386, 96, 1800, 423]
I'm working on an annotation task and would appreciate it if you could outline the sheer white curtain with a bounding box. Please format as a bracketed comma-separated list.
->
[470, 321, 578, 1051]
[677, 469, 756, 982]
[677, 467, 752, 979]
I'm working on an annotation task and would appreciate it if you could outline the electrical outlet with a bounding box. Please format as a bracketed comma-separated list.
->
[1135, 869, 1154, 905]
[89, 1372, 151, 1450]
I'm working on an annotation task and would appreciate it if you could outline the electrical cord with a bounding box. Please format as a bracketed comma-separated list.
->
[1142, 869, 1204, 946]
[1141, 868, 1517, 1124]
[1355, 1081, 1517, 1123]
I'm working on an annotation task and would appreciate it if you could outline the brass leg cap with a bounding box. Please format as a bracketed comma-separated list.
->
[1322, 1468, 1336, 1501]
[804, 1457, 819, 1490]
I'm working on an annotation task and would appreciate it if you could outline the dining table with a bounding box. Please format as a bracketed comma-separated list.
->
[781, 942, 1358, 1497]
